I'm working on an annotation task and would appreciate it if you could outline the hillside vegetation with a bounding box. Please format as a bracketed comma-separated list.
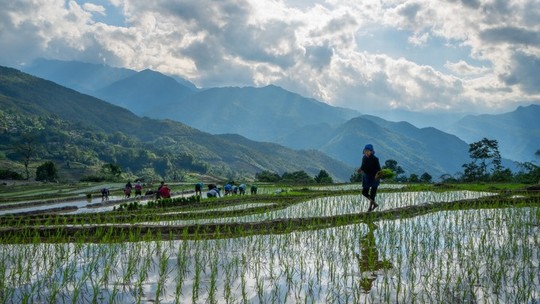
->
[0, 66, 353, 182]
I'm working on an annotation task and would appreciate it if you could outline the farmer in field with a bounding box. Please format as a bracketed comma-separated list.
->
[207, 187, 220, 198]
[134, 181, 142, 197]
[156, 181, 165, 199]
[101, 188, 110, 201]
[239, 184, 246, 195]
[195, 182, 203, 196]
[158, 184, 171, 199]
[358, 144, 382, 212]
[224, 183, 233, 196]
[124, 181, 133, 198]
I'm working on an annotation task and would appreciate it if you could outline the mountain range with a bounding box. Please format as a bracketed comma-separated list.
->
[19, 59, 540, 177]
[447, 105, 540, 163]
[0, 66, 353, 181]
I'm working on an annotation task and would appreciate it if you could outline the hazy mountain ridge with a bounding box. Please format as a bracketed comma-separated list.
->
[0, 66, 353, 181]
[162, 85, 360, 141]
[94, 69, 197, 116]
[22, 59, 359, 141]
[23, 58, 137, 94]
[276, 116, 470, 177]
[448, 104, 540, 162]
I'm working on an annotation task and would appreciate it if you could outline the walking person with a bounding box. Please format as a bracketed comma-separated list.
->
[357, 144, 382, 212]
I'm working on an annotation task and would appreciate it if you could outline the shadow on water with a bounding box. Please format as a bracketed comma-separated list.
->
[356, 220, 393, 293]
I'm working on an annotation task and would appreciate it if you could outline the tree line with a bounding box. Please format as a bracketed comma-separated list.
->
[348, 137, 539, 184]
[255, 170, 333, 184]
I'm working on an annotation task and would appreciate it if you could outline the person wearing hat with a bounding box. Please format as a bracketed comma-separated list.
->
[357, 144, 382, 212]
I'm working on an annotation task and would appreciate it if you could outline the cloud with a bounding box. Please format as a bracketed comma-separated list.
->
[500, 52, 540, 94]
[480, 26, 540, 46]
[82, 3, 106, 16]
[0, 0, 539, 115]
[445, 60, 489, 76]
[304, 44, 333, 70]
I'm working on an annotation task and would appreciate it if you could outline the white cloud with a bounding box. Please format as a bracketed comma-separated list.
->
[0, 0, 539, 114]
[83, 3, 106, 16]
[445, 60, 489, 76]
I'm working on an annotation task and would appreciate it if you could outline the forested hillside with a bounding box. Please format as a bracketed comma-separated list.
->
[0, 66, 353, 182]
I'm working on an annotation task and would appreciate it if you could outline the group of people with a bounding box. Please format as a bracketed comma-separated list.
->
[122, 181, 145, 198]
[223, 183, 248, 195]
[199, 143, 380, 212]
[100, 180, 172, 201]
[99, 143, 379, 210]
[195, 182, 258, 198]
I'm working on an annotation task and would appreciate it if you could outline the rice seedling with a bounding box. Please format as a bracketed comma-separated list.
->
[0, 185, 538, 303]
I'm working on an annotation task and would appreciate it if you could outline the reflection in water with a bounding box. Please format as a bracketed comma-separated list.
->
[356, 221, 393, 293]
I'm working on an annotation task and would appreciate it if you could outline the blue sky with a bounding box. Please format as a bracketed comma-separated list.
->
[0, 0, 539, 115]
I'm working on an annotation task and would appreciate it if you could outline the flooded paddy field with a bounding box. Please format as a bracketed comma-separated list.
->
[0, 183, 539, 303]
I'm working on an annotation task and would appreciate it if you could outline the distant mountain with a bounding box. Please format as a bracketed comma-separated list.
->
[94, 69, 197, 116]
[0, 66, 354, 181]
[368, 109, 467, 130]
[448, 104, 540, 162]
[158, 85, 359, 141]
[22, 58, 199, 105]
[276, 115, 471, 177]
[23, 59, 360, 142]
[23, 58, 137, 94]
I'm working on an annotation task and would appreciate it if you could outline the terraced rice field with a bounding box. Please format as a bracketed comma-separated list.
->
[0, 183, 539, 303]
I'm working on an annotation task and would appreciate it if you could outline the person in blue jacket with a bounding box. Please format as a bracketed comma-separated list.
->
[195, 182, 203, 196]
[357, 144, 382, 212]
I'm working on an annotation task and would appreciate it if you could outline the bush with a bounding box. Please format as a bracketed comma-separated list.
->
[80, 175, 106, 182]
[35, 161, 58, 182]
[0, 169, 24, 180]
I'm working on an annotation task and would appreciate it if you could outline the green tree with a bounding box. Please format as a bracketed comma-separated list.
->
[515, 162, 540, 183]
[514, 150, 540, 183]
[462, 162, 484, 182]
[420, 172, 432, 183]
[281, 170, 314, 184]
[255, 170, 281, 182]
[35, 161, 58, 182]
[408, 173, 419, 183]
[439, 174, 457, 183]
[14, 133, 37, 180]
[350, 171, 361, 183]
[462, 138, 503, 182]
[102, 163, 122, 179]
[383, 159, 404, 177]
[0, 169, 24, 180]
[314, 169, 333, 184]
[491, 168, 513, 182]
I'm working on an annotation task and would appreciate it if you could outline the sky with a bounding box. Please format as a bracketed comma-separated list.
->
[1, 0, 539, 115]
